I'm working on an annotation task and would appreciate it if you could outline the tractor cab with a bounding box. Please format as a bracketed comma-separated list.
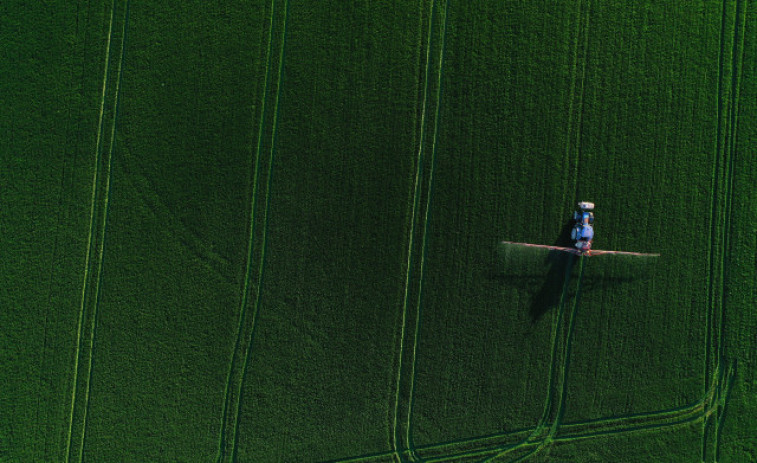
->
[571, 202, 595, 251]
[573, 202, 595, 224]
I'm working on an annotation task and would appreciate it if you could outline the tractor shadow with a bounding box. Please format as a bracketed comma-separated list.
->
[492, 220, 644, 323]
[525, 220, 575, 322]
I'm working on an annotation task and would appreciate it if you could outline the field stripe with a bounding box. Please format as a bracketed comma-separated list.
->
[229, 0, 289, 458]
[701, 0, 744, 460]
[404, 0, 449, 461]
[215, 0, 289, 460]
[714, 361, 737, 462]
[390, 0, 437, 460]
[477, 255, 577, 463]
[570, 0, 591, 201]
[502, 8, 588, 454]
[713, 0, 746, 458]
[704, 0, 730, 403]
[36, 3, 89, 458]
[560, 0, 585, 212]
[425, 383, 723, 463]
[74, 2, 129, 459]
[215, 0, 278, 460]
[477, 3, 593, 460]
[498, 3, 593, 459]
[327, 376, 728, 463]
[548, 258, 586, 439]
[700, 0, 725, 452]
[345, 355, 730, 462]
[64, 1, 118, 461]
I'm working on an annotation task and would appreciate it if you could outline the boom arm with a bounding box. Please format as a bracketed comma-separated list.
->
[500, 241, 583, 255]
[500, 241, 660, 257]
[587, 249, 661, 257]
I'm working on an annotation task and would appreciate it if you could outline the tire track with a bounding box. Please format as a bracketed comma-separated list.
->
[230, 0, 288, 455]
[216, 0, 289, 460]
[570, 0, 591, 201]
[713, 0, 746, 458]
[718, 0, 746, 392]
[702, 0, 744, 460]
[326, 375, 729, 463]
[37, 2, 89, 458]
[476, 3, 592, 461]
[414, 428, 534, 463]
[478, 258, 584, 463]
[714, 361, 737, 462]
[63, 1, 121, 460]
[547, 257, 586, 440]
[117, 147, 233, 279]
[474, 255, 576, 463]
[215, 0, 278, 459]
[422, 354, 732, 463]
[389, 0, 438, 460]
[704, 0, 730, 405]
[424, 395, 723, 463]
[559, 0, 586, 215]
[75, 2, 129, 460]
[558, 363, 731, 444]
[404, 1, 449, 461]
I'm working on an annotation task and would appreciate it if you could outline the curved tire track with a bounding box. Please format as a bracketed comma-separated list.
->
[325, 369, 732, 463]
[215, 0, 289, 461]
[215, 0, 279, 460]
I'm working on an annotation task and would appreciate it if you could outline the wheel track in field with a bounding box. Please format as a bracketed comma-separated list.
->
[324, 369, 735, 463]
[214, 0, 276, 456]
[330, 0, 734, 461]
[214, 0, 288, 461]
[475, 257, 584, 463]
[36, 2, 89, 458]
[464, 255, 576, 463]
[76, 3, 129, 459]
[230, 1, 288, 455]
[116, 146, 234, 281]
[569, 0, 591, 203]
[64, 3, 117, 455]
[409, 327, 734, 463]
[474, 2, 592, 461]
[711, 0, 746, 460]
[702, 0, 729, 446]
[390, 0, 435, 456]
[419, 364, 733, 463]
[389, 0, 445, 460]
[403, 0, 449, 461]
[559, 0, 588, 213]
[329, 251, 732, 461]
[714, 0, 746, 451]
[64, 0, 128, 461]
[702, 0, 745, 461]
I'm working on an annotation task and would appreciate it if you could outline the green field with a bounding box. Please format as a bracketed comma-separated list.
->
[2, 0, 756, 462]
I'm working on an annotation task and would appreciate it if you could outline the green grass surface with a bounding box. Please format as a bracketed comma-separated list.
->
[1, 0, 756, 462]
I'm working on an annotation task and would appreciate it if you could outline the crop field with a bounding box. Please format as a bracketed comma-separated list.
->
[1, 0, 756, 462]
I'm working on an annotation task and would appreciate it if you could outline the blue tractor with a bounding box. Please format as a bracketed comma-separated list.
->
[501, 201, 660, 257]
[571, 201, 595, 251]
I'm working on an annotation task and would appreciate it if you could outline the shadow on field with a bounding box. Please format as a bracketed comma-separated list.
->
[525, 220, 574, 322]
[492, 220, 643, 323]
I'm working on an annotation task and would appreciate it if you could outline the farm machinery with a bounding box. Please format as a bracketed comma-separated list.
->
[501, 201, 659, 257]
